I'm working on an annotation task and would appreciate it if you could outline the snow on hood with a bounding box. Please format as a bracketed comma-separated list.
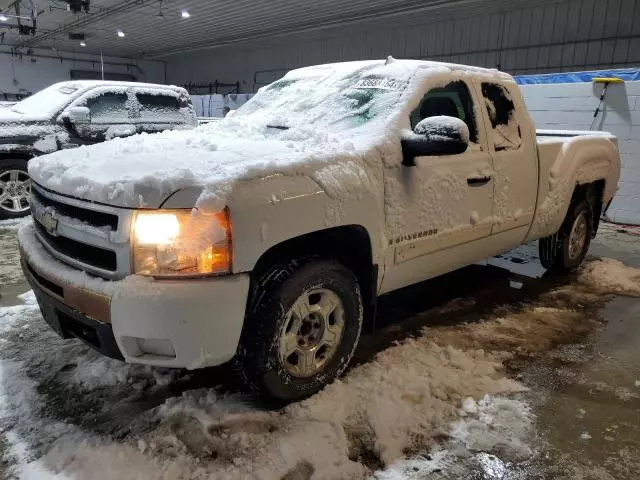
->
[29, 121, 362, 209]
[28, 60, 508, 210]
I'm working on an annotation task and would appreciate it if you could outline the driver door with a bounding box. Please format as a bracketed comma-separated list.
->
[380, 78, 496, 293]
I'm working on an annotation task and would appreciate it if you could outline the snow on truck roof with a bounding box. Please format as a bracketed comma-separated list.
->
[285, 58, 513, 81]
[47, 80, 187, 92]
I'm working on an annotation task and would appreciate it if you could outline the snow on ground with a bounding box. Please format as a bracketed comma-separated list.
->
[0, 217, 32, 232]
[0, 256, 639, 479]
[579, 258, 640, 296]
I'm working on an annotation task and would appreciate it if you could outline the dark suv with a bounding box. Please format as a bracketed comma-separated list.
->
[0, 81, 197, 219]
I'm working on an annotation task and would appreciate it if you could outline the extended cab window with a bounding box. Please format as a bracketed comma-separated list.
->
[481, 83, 522, 151]
[87, 92, 129, 122]
[411, 81, 478, 144]
[136, 93, 183, 121]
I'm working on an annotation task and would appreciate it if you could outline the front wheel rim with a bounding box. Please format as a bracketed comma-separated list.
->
[0, 170, 31, 213]
[279, 288, 346, 378]
[568, 211, 588, 260]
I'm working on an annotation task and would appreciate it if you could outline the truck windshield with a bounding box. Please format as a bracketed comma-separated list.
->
[11, 84, 80, 116]
[234, 68, 408, 130]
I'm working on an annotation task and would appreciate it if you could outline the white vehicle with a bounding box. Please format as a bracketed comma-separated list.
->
[18, 59, 620, 401]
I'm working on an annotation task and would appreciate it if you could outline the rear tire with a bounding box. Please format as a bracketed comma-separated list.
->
[539, 200, 593, 273]
[234, 259, 363, 402]
[0, 159, 31, 219]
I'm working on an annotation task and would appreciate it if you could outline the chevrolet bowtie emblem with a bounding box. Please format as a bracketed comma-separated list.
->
[40, 209, 59, 236]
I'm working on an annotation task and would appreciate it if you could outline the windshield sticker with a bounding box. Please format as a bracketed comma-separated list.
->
[353, 78, 406, 91]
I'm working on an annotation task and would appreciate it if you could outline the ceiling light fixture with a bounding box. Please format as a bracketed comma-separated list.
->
[117, 29, 125, 37]
[181, 9, 190, 18]
[80, 41, 87, 47]
[0, 14, 8, 22]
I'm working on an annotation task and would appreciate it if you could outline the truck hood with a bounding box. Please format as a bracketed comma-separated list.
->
[0, 109, 52, 124]
[29, 119, 376, 210]
[0, 110, 52, 140]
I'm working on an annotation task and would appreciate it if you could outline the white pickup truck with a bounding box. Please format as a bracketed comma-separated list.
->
[18, 59, 620, 401]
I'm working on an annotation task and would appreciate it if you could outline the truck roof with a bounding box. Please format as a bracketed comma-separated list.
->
[47, 80, 186, 93]
[287, 58, 514, 82]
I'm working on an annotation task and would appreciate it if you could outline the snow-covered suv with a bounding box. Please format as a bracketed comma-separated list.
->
[0, 81, 197, 219]
[18, 59, 620, 401]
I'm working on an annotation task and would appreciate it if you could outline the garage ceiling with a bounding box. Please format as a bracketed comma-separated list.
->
[0, 0, 552, 59]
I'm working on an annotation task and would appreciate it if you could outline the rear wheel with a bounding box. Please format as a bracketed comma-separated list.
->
[539, 200, 593, 273]
[234, 259, 363, 402]
[0, 159, 31, 219]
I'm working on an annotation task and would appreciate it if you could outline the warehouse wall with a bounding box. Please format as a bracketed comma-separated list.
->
[0, 47, 165, 99]
[521, 81, 640, 225]
[166, 0, 640, 93]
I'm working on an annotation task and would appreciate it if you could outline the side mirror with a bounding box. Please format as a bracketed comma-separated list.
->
[62, 106, 91, 126]
[401, 116, 469, 167]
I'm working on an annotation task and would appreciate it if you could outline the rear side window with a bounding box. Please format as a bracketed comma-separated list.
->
[411, 80, 479, 144]
[136, 93, 184, 122]
[87, 92, 129, 122]
[481, 83, 522, 151]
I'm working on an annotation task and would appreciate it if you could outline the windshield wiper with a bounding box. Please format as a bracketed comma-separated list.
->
[266, 125, 290, 130]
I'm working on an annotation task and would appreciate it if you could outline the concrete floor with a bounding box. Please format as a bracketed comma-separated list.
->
[0, 219, 638, 479]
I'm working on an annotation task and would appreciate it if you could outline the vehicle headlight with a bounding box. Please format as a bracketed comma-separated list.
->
[132, 208, 232, 277]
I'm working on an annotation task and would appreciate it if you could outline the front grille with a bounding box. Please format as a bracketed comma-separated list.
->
[32, 188, 119, 231]
[35, 222, 117, 272]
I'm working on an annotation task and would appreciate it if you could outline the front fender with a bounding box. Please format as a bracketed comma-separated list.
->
[228, 174, 384, 274]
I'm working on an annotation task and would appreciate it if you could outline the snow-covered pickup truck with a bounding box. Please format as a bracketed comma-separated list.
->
[18, 59, 620, 401]
[0, 81, 197, 219]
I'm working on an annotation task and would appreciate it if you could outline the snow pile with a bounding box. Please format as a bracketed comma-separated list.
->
[451, 395, 533, 461]
[375, 395, 533, 479]
[70, 351, 134, 389]
[124, 340, 525, 479]
[291, 342, 524, 465]
[0, 216, 32, 231]
[579, 258, 640, 296]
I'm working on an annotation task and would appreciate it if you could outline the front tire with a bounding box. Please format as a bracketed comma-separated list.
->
[0, 159, 31, 219]
[539, 200, 593, 273]
[235, 259, 363, 402]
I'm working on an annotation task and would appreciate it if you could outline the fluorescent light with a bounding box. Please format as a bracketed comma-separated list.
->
[117, 29, 125, 37]
[80, 41, 87, 47]
[181, 9, 190, 18]
[0, 14, 8, 22]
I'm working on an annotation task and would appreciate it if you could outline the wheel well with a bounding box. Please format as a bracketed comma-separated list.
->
[572, 179, 605, 236]
[250, 226, 378, 333]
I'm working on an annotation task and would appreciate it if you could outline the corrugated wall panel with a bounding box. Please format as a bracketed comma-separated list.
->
[167, 0, 640, 92]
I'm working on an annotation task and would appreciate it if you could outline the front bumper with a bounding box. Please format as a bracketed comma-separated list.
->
[22, 258, 124, 360]
[19, 224, 251, 369]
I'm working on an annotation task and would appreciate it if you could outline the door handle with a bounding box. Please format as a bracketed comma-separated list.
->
[467, 175, 492, 187]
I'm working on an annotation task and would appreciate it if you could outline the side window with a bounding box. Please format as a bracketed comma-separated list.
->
[86, 92, 129, 122]
[136, 93, 183, 121]
[481, 83, 522, 151]
[411, 80, 478, 144]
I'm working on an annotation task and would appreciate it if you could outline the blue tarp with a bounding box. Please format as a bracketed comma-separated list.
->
[514, 68, 640, 85]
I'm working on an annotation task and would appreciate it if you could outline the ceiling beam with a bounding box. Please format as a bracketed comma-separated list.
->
[16, 0, 155, 49]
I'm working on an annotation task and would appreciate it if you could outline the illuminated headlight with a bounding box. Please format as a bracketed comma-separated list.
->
[132, 208, 232, 277]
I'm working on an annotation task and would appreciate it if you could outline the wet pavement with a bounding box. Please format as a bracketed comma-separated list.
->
[0, 219, 639, 479]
